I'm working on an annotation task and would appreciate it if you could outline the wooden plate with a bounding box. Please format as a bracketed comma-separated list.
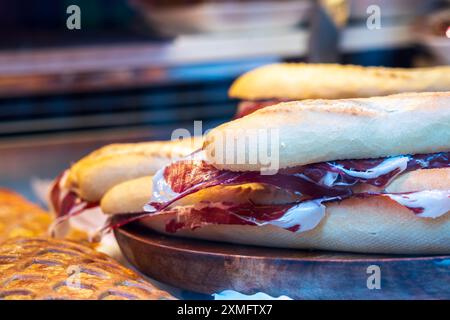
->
[115, 223, 450, 299]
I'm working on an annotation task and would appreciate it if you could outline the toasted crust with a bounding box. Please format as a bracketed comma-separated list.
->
[229, 63, 450, 100]
[66, 138, 202, 202]
[0, 237, 174, 300]
[141, 196, 450, 254]
[204, 92, 450, 171]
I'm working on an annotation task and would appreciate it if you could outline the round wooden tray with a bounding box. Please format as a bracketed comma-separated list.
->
[115, 223, 450, 299]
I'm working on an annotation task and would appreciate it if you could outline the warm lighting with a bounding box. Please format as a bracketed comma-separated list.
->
[446, 26, 450, 38]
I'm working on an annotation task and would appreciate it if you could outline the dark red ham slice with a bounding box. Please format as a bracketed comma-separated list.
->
[148, 152, 449, 213]
[101, 189, 450, 236]
[102, 199, 328, 236]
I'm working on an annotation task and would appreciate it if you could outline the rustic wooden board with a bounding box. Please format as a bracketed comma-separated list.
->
[115, 223, 450, 299]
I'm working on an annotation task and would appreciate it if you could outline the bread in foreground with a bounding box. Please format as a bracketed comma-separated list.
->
[0, 188, 87, 243]
[0, 237, 174, 300]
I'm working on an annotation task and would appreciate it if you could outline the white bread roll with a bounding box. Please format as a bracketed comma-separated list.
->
[65, 138, 202, 202]
[229, 63, 450, 100]
[141, 197, 450, 254]
[103, 168, 450, 254]
[204, 92, 450, 171]
[101, 176, 154, 215]
[101, 178, 303, 215]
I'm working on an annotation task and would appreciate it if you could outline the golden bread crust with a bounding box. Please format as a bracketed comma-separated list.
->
[204, 92, 450, 170]
[0, 237, 174, 300]
[65, 138, 202, 202]
[229, 63, 450, 100]
[0, 189, 87, 243]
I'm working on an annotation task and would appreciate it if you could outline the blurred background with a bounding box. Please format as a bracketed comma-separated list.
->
[0, 0, 449, 200]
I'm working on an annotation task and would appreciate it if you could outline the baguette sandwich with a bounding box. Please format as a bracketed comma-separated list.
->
[48, 138, 201, 236]
[231, 63, 450, 118]
[100, 92, 450, 254]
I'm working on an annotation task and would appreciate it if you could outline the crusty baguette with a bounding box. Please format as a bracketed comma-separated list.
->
[204, 92, 450, 171]
[229, 63, 450, 100]
[101, 168, 450, 215]
[66, 138, 202, 202]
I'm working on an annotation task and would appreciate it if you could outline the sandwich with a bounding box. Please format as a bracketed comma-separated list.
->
[100, 92, 449, 254]
[48, 138, 201, 237]
[231, 63, 450, 118]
